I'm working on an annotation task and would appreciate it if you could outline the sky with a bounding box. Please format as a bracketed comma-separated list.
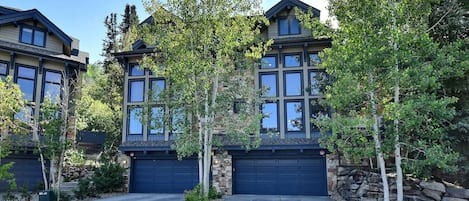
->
[0, 0, 332, 64]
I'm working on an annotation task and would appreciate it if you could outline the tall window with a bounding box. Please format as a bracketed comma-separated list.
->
[128, 107, 143, 135]
[0, 62, 7, 80]
[129, 80, 144, 102]
[20, 27, 45, 47]
[260, 73, 277, 97]
[310, 99, 330, 136]
[43, 70, 62, 103]
[284, 71, 303, 96]
[16, 66, 37, 101]
[279, 18, 300, 35]
[285, 101, 304, 132]
[150, 107, 164, 135]
[150, 79, 165, 101]
[261, 102, 278, 132]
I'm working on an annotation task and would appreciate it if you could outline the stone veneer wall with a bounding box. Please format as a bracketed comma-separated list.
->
[327, 153, 340, 194]
[212, 151, 233, 195]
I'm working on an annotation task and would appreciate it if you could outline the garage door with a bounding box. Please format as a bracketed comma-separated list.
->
[233, 158, 327, 195]
[0, 157, 46, 191]
[130, 159, 198, 193]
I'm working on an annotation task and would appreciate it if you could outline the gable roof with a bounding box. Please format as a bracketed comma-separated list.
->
[265, 0, 320, 19]
[0, 7, 72, 48]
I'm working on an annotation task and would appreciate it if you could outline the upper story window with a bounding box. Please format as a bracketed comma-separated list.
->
[150, 106, 164, 135]
[260, 73, 278, 97]
[308, 53, 321, 66]
[279, 18, 300, 36]
[260, 56, 277, 69]
[261, 102, 278, 132]
[285, 100, 304, 132]
[128, 107, 143, 135]
[129, 80, 144, 102]
[129, 64, 145, 76]
[0, 62, 7, 81]
[150, 79, 165, 101]
[284, 71, 303, 96]
[20, 26, 45, 47]
[284, 54, 302, 67]
[43, 70, 62, 103]
[16, 65, 37, 102]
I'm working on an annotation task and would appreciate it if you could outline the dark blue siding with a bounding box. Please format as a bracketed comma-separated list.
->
[234, 158, 327, 195]
[130, 159, 198, 193]
[0, 157, 46, 191]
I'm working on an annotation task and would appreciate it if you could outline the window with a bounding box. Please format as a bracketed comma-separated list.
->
[16, 66, 37, 101]
[284, 71, 303, 96]
[171, 107, 185, 134]
[128, 107, 143, 135]
[285, 101, 304, 132]
[129, 64, 144, 76]
[279, 18, 301, 35]
[310, 99, 330, 134]
[0, 62, 7, 80]
[261, 102, 278, 132]
[309, 70, 327, 95]
[150, 79, 165, 101]
[14, 105, 34, 123]
[43, 70, 62, 103]
[260, 73, 277, 97]
[284, 54, 302, 67]
[20, 27, 45, 47]
[260, 56, 277, 69]
[149, 106, 164, 135]
[129, 80, 144, 102]
[308, 53, 321, 66]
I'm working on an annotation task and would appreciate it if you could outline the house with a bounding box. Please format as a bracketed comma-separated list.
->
[114, 0, 336, 196]
[0, 5, 88, 190]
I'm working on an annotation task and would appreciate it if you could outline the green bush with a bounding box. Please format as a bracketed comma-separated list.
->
[184, 184, 222, 201]
[74, 178, 97, 199]
[92, 163, 126, 193]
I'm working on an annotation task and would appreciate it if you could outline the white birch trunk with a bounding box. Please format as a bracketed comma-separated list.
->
[369, 74, 390, 201]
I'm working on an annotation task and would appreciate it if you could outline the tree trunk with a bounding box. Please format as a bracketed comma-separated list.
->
[369, 74, 390, 201]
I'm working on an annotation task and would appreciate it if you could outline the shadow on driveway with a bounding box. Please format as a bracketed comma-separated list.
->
[223, 195, 333, 201]
[91, 193, 184, 201]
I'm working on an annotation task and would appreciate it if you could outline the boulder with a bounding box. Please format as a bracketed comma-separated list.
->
[422, 189, 442, 201]
[404, 195, 434, 201]
[446, 187, 469, 199]
[441, 197, 467, 201]
[420, 181, 446, 193]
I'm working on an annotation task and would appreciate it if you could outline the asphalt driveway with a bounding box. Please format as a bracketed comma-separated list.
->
[92, 193, 333, 201]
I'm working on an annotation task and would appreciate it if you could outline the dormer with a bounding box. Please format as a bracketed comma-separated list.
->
[264, 0, 320, 39]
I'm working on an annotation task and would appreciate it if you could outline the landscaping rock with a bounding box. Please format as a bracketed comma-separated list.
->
[405, 195, 434, 201]
[446, 187, 469, 199]
[422, 189, 442, 201]
[420, 181, 446, 193]
[441, 197, 467, 201]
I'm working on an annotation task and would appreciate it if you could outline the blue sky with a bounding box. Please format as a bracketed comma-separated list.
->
[1, 0, 329, 64]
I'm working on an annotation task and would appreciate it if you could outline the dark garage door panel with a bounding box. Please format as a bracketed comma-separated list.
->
[0, 157, 45, 191]
[234, 158, 327, 195]
[131, 159, 198, 193]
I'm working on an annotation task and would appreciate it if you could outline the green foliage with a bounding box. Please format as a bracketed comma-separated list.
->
[92, 163, 126, 193]
[64, 149, 85, 166]
[184, 184, 221, 201]
[0, 162, 16, 190]
[74, 178, 97, 199]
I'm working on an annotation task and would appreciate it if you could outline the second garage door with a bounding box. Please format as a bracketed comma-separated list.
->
[233, 158, 327, 195]
[130, 159, 198, 193]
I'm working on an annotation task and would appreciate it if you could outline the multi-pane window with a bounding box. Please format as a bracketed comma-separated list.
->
[150, 79, 165, 101]
[284, 71, 302, 96]
[129, 80, 144, 102]
[261, 102, 278, 132]
[43, 70, 62, 103]
[0, 62, 7, 80]
[284, 54, 302, 67]
[285, 101, 304, 132]
[309, 70, 327, 95]
[308, 53, 321, 66]
[129, 64, 144, 76]
[16, 66, 37, 101]
[20, 27, 45, 47]
[260, 73, 277, 97]
[260, 56, 277, 69]
[128, 107, 143, 135]
[279, 18, 301, 35]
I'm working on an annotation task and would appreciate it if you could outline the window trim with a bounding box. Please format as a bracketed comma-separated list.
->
[260, 101, 279, 133]
[128, 79, 145, 103]
[259, 54, 278, 69]
[284, 100, 305, 132]
[259, 72, 278, 97]
[15, 64, 37, 102]
[284, 70, 304, 97]
[278, 17, 301, 36]
[127, 107, 144, 135]
[41, 68, 63, 103]
[283, 53, 303, 68]
[19, 24, 47, 47]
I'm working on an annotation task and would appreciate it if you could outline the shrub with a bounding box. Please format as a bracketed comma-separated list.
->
[74, 178, 97, 199]
[92, 163, 126, 193]
[184, 184, 222, 201]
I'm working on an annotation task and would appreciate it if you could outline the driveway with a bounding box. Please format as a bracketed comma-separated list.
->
[92, 193, 332, 201]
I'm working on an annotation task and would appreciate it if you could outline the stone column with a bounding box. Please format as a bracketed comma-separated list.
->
[211, 151, 233, 195]
[327, 153, 339, 195]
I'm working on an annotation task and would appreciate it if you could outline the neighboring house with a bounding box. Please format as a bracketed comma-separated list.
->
[0, 6, 88, 190]
[114, 0, 335, 196]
